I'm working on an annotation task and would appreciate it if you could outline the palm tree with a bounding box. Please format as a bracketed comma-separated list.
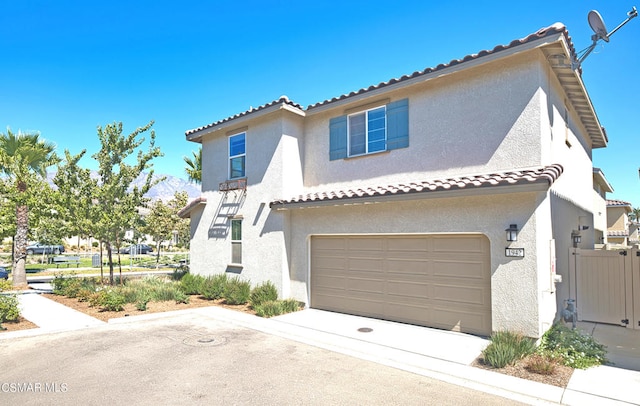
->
[0, 128, 57, 287]
[183, 147, 202, 185]
[629, 207, 640, 223]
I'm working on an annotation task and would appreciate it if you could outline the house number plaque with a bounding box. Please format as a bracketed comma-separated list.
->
[505, 247, 525, 257]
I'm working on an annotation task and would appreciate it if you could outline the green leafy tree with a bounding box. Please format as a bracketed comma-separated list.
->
[629, 207, 640, 223]
[91, 121, 163, 284]
[142, 191, 189, 263]
[183, 147, 201, 185]
[0, 128, 58, 287]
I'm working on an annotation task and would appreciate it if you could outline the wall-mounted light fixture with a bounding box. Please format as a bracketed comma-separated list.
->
[506, 224, 519, 242]
[571, 230, 582, 247]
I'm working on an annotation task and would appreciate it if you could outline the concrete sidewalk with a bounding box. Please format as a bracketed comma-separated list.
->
[4, 293, 640, 405]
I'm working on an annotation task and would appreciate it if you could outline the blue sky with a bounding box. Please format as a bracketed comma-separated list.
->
[1, 1, 639, 205]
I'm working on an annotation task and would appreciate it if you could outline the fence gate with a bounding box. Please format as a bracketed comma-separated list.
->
[571, 248, 639, 329]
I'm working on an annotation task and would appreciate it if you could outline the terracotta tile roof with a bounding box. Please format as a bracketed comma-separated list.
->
[178, 196, 207, 218]
[185, 96, 304, 136]
[185, 23, 578, 138]
[270, 164, 563, 209]
[607, 199, 632, 207]
[306, 23, 576, 110]
[608, 230, 629, 237]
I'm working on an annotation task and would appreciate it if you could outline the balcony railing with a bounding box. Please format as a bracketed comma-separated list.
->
[219, 178, 247, 192]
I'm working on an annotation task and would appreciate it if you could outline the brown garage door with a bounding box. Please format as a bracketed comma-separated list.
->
[310, 234, 491, 336]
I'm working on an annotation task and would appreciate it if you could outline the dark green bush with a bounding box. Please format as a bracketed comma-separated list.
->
[538, 324, 607, 369]
[481, 331, 536, 368]
[200, 274, 228, 300]
[250, 281, 278, 308]
[180, 273, 205, 295]
[223, 277, 251, 305]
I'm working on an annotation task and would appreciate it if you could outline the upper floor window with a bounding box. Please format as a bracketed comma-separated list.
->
[229, 132, 246, 179]
[329, 98, 409, 161]
[348, 106, 386, 156]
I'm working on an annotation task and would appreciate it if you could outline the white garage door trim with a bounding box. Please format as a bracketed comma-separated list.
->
[310, 234, 492, 336]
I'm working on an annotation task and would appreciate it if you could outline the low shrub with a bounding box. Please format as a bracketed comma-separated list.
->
[525, 354, 557, 375]
[0, 294, 20, 326]
[279, 299, 303, 313]
[136, 294, 151, 311]
[254, 300, 283, 318]
[250, 281, 278, 308]
[223, 277, 251, 305]
[200, 274, 228, 300]
[0, 279, 12, 292]
[538, 324, 607, 369]
[174, 290, 189, 304]
[180, 273, 205, 295]
[94, 289, 126, 312]
[254, 299, 303, 318]
[481, 331, 536, 369]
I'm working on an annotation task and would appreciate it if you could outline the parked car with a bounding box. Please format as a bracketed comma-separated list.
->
[0, 266, 8, 280]
[119, 244, 153, 255]
[26, 243, 65, 255]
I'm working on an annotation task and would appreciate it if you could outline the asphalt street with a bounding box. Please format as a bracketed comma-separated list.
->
[0, 312, 525, 405]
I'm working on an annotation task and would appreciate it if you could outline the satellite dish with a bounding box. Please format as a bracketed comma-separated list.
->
[575, 6, 638, 68]
[588, 10, 609, 42]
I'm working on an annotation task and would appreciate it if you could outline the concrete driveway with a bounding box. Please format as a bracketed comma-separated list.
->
[0, 312, 522, 406]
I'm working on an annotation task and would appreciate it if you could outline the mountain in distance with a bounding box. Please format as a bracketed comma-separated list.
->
[47, 171, 201, 202]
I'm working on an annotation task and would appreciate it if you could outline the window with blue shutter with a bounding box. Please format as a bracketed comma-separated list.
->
[329, 98, 408, 160]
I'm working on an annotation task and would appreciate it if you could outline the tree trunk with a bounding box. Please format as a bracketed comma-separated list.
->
[12, 204, 29, 288]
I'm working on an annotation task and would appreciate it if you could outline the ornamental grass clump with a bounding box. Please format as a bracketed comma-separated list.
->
[180, 273, 205, 295]
[481, 331, 536, 369]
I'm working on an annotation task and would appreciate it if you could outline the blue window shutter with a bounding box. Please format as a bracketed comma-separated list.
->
[386, 98, 409, 150]
[329, 115, 347, 160]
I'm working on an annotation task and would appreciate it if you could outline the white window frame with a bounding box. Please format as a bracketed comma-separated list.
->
[230, 218, 242, 265]
[228, 132, 246, 179]
[347, 105, 387, 157]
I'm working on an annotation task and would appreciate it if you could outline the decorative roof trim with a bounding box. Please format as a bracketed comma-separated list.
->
[607, 199, 632, 208]
[270, 164, 563, 210]
[306, 24, 575, 111]
[178, 196, 207, 218]
[185, 96, 305, 141]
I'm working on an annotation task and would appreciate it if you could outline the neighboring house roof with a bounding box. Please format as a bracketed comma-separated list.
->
[593, 167, 614, 193]
[270, 164, 563, 209]
[177, 196, 207, 218]
[608, 230, 630, 237]
[607, 199, 632, 209]
[186, 23, 606, 148]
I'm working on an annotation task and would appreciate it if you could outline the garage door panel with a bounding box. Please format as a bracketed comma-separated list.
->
[386, 238, 429, 251]
[431, 306, 490, 335]
[346, 278, 384, 294]
[311, 235, 491, 336]
[433, 236, 486, 253]
[386, 259, 429, 275]
[387, 280, 429, 298]
[432, 260, 486, 279]
[431, 284, 487, 306]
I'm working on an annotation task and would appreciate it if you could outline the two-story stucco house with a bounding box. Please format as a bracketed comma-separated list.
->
[606, 199, 633, 246]
[180, 23, 610, 338]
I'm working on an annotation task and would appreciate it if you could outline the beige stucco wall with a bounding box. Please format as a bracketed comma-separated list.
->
[302, 54, 542, 193]
[190, 110, 305, 294]
[283, 192, 545, 337]
[187, 46, 599, 338]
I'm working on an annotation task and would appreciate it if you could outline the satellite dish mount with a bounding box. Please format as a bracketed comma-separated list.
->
[574, 6, 638, 69]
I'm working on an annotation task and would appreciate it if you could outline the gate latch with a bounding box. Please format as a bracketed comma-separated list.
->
[622, 319, 629, 325]
[619, 251, 628, 256]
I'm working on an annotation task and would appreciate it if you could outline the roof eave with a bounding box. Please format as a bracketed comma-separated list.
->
[186, 102, 305, 143]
